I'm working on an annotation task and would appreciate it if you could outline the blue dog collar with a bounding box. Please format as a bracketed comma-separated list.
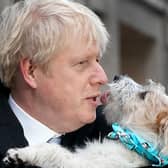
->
[107, 123, 168, 167]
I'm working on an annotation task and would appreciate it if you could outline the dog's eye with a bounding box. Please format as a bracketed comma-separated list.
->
[139, 91, 148, 100]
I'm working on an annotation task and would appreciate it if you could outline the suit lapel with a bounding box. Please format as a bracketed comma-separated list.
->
[0, 89, 28, 156]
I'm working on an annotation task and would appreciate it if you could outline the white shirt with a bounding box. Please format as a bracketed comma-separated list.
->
[8, 95, 61, 145]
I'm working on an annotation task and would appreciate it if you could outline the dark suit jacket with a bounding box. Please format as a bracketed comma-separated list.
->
[0, 83, 28, 167]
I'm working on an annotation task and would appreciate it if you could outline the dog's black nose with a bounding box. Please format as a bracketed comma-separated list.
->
[113, 75, 120, 82]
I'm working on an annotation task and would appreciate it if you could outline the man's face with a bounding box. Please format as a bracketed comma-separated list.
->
[35, 40, 108, 133]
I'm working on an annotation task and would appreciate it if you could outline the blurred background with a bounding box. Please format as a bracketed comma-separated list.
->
[0, 0, 168, 87]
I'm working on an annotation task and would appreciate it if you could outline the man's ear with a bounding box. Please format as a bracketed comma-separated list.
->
[19, 57, 37, 88]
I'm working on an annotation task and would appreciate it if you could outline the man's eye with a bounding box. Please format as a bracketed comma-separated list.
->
[78, 60, 88, 65]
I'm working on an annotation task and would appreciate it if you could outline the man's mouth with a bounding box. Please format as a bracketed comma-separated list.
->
[86, 94, 100, 107]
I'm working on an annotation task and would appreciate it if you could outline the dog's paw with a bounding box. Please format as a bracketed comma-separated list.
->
[3, 148, 24, 167]
[2, 144, 79, 168]
[3, 148, 40, 168]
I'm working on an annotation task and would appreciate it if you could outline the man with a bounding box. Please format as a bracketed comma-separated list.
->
[0, 0, 109, 166]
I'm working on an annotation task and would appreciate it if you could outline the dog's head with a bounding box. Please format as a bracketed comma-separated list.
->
[102, 75, 168, 154]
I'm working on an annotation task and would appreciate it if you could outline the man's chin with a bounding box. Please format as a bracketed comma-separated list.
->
[83, 112, 96, 124]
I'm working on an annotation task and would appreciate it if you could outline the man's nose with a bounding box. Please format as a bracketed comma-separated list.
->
[90, 63, 108, 85]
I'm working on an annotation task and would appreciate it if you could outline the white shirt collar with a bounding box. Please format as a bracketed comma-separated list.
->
[8, 95, 61, 145]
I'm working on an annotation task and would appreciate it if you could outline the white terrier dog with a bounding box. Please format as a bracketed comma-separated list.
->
[3, 75, 168, 168]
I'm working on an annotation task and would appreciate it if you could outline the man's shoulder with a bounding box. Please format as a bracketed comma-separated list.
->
[0, 83, 28, 160]
[0, 82, 10, 98]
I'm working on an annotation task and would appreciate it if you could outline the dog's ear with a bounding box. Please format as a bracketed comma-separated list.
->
[156, 111, 168, 154]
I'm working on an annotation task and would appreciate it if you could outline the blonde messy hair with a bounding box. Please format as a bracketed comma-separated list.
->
[0, 0, 109, 88]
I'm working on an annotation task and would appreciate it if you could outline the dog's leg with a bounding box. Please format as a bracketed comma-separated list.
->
[3, 143, 96, 168]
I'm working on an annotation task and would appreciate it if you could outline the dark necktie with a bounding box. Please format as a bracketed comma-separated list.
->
[47, 135, 61, 144]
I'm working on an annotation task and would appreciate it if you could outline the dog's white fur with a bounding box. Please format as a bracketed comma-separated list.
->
[4, 76, 168, 168]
